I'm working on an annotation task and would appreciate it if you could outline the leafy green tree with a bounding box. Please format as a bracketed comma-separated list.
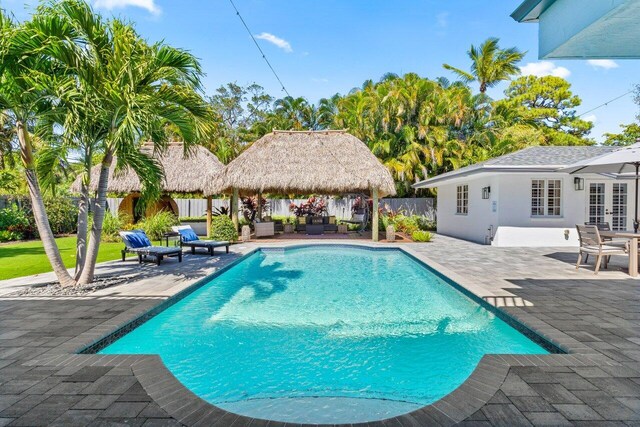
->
[498, 75, 593, 146]
[207, 82, 272, 163]
[443, 38, 525, 93]
[603, 123, 640, 146]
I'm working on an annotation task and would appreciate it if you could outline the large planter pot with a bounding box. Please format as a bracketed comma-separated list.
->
[181, 220, 207, 236]
[241, 225, 251, 242]
[386, 225, 396, 242]
[284, 223, 295, 234]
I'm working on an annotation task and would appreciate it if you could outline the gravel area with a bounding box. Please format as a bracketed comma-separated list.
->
[7, 275, 134, 296]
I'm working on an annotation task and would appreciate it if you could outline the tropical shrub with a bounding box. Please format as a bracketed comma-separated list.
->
[0, 205, 31, 241]
[210, 215, 238, 242]
[44, 197, 77, 235]
[391, 214, 419, 235]
[102, 211, 132, 242]
[289, 196, 327, 217]
[212, 206, 230, 216]
[411, 230, 433, 242]
[241, 196, 268, 221]
[415, 215, 436, 231]
[138, 211, 179, 241]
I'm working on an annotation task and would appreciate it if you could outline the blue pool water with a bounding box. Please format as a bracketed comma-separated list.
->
[100, 246, 548, 423]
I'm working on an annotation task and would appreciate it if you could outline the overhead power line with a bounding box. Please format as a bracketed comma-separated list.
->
[228, 0, 291, 97]
[578, 90, 633, 118]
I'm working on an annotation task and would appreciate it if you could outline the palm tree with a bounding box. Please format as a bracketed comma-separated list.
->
[47, 1, 211, 285]
[0, 10, 77, 286]
[443, 38, 525, 93]
[1, 1, 212, 286]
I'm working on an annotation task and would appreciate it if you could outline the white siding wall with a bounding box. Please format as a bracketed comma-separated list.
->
[436, 175, 499, 245]
[493, 174, 584, 247]
[435, 172, 636, 247]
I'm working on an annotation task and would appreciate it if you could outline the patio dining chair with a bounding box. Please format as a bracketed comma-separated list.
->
[576, 225, 628, 274]
[584, 222, 628, 252]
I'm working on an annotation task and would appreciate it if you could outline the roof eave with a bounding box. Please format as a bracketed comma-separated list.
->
[412, 165, 567, 189]
[511, 0, 557, 22]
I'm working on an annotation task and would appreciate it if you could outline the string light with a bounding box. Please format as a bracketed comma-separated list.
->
[228, 0, 291, 97]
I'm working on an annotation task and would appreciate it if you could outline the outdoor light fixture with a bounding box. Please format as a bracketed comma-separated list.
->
[482, 186, 491, 199]
[574, 177, 584, 191]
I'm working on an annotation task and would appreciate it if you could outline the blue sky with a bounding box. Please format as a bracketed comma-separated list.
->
[4, 0, 639, 142]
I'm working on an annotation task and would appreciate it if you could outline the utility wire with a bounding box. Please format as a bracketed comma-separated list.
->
[578, 90, 633, 118]
[228, 0, 291, 97]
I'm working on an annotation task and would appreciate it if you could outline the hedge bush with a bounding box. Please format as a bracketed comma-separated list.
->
[44, 197, 77, 235]
[210, 215, 238, 242]
[0, 205, 32, 242]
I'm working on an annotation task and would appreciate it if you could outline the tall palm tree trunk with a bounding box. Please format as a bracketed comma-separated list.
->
[74, 180, 89, 280]
[74, 145, 92, 280]
[17, 120, 75, 287]
[78, 150, 112, 285]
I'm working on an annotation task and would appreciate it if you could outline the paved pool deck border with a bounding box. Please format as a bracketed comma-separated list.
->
[1, 237, 639, 426]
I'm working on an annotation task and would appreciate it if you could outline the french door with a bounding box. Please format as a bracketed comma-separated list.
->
[586, 181, 630, 231]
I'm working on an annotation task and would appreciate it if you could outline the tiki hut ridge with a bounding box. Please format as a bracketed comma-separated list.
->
[210, 130, 396, 241]
[71, 142, 225, 235]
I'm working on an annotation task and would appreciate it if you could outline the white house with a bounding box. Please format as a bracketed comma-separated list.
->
[413, 146, 636, 247]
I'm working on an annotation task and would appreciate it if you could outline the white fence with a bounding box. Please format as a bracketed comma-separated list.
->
[106, 197, 435, 219]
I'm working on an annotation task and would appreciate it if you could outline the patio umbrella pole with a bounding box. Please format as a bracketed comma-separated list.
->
[635, 162, 639, 233]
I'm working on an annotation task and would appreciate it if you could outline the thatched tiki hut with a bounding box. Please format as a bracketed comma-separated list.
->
[72, 142, 225, 236]
[210, 130, 396, 241]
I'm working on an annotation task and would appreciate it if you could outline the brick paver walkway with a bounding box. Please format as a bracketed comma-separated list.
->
[0, 237, 638, 426]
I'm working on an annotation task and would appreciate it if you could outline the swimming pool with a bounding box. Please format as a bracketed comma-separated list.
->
[99, 245, 550, 424]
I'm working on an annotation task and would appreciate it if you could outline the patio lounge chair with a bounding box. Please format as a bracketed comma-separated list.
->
[119, 230, 183, 265]
[576, 225, 628, 274]
[172, 225, 230, 255]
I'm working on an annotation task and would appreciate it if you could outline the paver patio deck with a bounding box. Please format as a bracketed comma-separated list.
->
[0, 236, 638, 426]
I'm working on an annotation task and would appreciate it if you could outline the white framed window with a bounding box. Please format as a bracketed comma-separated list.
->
[456, 184, 468, 215]
[531, 179, 562, 217]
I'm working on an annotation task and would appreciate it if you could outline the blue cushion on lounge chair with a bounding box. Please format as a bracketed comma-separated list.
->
[178, 228, 199, 243]
[121, 231, 152, 248]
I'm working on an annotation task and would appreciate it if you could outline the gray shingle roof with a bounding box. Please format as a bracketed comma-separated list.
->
[414, 145, 618, 188]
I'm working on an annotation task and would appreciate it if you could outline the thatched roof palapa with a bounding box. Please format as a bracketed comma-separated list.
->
[71, 142, 224, 195]
[209, 130, 396, 197]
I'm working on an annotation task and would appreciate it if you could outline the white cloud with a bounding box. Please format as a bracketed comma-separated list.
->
[520, 61, 571, 79]
[584, 114, 597, 123]
[94, 0, 160, 15]
[255, 32, 292, 53]
[436, 12, 449, 28]
[587, 59, 619, 70]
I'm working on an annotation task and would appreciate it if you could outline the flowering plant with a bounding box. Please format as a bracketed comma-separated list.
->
[289, 196, 327, 217]
[241, 196, 268, 221]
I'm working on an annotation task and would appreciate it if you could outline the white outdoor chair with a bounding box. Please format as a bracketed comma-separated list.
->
[254, 221, 275, 238]
[576, 225, 628, 274]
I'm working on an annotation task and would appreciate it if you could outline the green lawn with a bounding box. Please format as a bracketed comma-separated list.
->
[0, 236, 125, 281]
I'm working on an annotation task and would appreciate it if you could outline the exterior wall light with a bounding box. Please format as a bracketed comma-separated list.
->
[574, 177, 584, 191]
[482, 186, 491, 199]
